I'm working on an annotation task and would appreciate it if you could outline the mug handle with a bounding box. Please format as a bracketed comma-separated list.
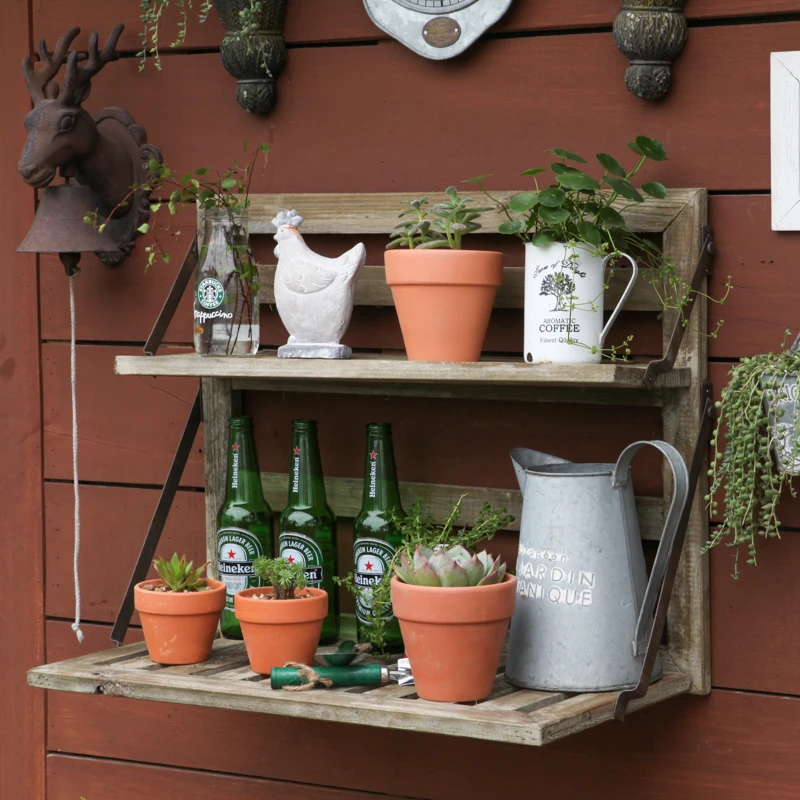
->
[599, 253, 638, 347]
[612, 440, 689, 658]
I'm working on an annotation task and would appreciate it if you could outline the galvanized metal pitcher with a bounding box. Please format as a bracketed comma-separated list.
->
[506, 441, 689, 692]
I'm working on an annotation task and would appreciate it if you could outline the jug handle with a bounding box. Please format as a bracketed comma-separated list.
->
[612, 440, 690, 658]
[599, 253, 639, 347]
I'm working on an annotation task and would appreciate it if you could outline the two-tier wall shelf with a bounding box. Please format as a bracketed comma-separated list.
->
[28, 189, 713, 747]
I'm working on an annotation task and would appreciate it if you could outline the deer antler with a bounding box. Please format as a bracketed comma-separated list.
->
[22, 26, 81, 104]
[61, 23, 124, 104]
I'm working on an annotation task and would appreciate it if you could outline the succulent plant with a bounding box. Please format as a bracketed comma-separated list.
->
[394, 545, 507, 588]
[253, 556, 308, 600]
[152, 554, 209, 592]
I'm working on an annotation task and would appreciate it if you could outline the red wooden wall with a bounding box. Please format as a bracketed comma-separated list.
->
[3, 2, 800, 798]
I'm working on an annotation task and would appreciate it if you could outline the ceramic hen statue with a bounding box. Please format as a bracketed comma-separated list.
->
[272, 210, 367, 359]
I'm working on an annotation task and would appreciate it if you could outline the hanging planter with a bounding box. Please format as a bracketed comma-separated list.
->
[703, 333, 800, 576]
[138, 0, 287, 115]
[384, 189, 502, 362]
[215, 0, 288, 115]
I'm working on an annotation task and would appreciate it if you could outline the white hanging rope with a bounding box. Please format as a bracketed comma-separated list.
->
[69, 274, 84, 644]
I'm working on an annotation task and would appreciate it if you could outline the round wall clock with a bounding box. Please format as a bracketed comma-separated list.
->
[363, 0, 514, 60]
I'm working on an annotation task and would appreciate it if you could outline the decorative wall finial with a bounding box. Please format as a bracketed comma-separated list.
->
[613, 0, 688, 102]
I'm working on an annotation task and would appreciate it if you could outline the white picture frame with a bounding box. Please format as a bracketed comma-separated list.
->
[771, 51, 800, 230]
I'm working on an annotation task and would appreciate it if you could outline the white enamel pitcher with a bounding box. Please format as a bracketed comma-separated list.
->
[506, 441, 689, 692]
[524, 242, 638, 364]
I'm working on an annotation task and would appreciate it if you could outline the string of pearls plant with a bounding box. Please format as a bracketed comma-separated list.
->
[702, 330, 800, 578]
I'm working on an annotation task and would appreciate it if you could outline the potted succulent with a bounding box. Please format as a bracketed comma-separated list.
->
[470, 136, 729, 364]
[384, 188, 502, 362]
[702, 331, 800, 577]
[235, 556, 328, 674]
[134, 554, 226, 665]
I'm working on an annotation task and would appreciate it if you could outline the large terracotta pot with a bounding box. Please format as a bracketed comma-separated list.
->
[391, 574, 517, 702]
[134, 578, 226, 666]
[235, 587, 328, 674]
[384, 249, 503, 362]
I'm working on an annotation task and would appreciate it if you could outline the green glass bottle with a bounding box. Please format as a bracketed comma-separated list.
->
[353, 422, 405, 652]
[279, 419, 340, 644]
[217, 416, 273, 639]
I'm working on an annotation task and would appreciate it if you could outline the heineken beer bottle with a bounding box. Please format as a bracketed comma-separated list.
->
[353, 422, 405, 652]
[279, 420, 340, 643]
[217, 417, 273, 639]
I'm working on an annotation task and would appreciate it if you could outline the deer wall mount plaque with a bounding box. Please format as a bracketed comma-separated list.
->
[18, 24, 162, 268]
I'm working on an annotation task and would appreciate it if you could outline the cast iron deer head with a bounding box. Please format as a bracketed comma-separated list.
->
[19, 24, 133, 214]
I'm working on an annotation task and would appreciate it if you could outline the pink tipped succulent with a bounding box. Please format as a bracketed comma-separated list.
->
[394, 545, 507, 587]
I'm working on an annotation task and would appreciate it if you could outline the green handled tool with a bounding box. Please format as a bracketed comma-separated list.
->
[270, 659, 413, 690]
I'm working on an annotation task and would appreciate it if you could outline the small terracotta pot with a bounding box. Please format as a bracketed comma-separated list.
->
[235, 587, 328, 674]
[384, 249, 504, 362]
[134, 578, 226, 666]
[391, 574, 518, 702]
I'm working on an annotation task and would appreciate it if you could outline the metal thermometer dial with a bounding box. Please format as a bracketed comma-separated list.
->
[363, 0, 514, 60]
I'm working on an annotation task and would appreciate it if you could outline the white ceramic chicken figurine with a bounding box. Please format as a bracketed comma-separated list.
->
[272, 210, 366, 359]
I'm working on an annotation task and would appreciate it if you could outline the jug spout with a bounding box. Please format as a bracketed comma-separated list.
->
[510, 448, 571, 492]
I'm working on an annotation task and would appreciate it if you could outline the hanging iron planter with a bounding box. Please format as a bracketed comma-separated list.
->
[214, 0, 287, 115]
[763, 334, 800, 476]
[613, 0, 688, 102]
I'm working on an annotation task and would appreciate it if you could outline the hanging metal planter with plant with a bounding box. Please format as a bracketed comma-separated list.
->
[138, 0, 287, 115]
[703, 332, 800, 577]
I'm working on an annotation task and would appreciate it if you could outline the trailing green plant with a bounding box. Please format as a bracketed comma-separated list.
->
[395, 545, 506, 587]
[152, 553, 209, 592]
[702, 330, 800, 578]
[467, 137, 731, 358]
[138, 0, 266, 70]
[253, 556, 309, 599]
[387, 187, 492, 250]
[336, 497, 513, 654]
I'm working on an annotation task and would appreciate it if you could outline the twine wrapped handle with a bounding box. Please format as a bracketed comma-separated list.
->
[279, 662, 333, 692]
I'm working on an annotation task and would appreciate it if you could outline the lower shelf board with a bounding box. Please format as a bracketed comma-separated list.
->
[28, 639, 691, 746]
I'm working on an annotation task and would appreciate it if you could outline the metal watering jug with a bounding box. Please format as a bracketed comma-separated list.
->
[506, 441, 689, 693]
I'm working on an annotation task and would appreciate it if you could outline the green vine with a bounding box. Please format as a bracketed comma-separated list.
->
[702, 330, 800, 578]
[336, 498, 514, 656]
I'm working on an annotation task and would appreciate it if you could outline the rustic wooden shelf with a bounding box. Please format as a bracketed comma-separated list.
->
[27, 639, 690, 747]
[115, 352, 691, 393]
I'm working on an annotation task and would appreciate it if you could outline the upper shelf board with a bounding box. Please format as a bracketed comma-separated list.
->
[115, 353, 691, 391]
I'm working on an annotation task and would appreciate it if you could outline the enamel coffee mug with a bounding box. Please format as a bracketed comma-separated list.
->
[523, 242, 638, 364]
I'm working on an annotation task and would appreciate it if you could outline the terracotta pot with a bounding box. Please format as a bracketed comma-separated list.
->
[384, 249, 503, 362]
[391, 574, 517, 702]
[134, 578, 226, 666]
[235, 587, 328, 674]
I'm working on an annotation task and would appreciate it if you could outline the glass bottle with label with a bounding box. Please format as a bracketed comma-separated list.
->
[353, 422, 405, 652]
[193, 208, 259, 357]
[279, 419, 339, 643]
[217, 416, 273, 639]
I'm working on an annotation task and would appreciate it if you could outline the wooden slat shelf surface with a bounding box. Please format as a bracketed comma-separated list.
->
[115, 352, 690, 391]
[27, 639, 691, 747]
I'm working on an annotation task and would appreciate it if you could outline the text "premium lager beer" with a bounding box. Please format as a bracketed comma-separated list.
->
[217, 417, 273, 639]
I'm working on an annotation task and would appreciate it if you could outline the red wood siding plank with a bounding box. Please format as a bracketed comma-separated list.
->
[45, 483, 206, 624]
[47, 754, 405, 800]
[46, 689, 800, 799]
[708, 195, 800, 360]
[42, 343, 205, 486]
[0, 0, 46, 798]
[77, 25, 789, 195]
[46, 620, 143, 663]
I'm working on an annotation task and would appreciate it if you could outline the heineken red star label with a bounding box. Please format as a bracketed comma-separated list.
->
[218, 527, 265, 612]
[353, 537, 396, 625]
[279, 532, 324, 587]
